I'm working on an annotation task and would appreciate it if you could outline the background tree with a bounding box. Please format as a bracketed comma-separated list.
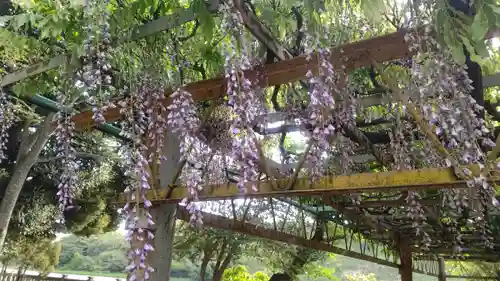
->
[1, 236, 62, 277]
[221, 266, 269, 281]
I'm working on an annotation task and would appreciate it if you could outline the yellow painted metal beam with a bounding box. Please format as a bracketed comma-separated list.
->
[116, 165, 500, 204]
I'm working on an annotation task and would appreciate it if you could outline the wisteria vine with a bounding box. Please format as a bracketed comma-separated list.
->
[166, 87, 205, 224]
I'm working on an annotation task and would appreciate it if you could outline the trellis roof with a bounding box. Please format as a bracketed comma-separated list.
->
[3, 1, 500, 278]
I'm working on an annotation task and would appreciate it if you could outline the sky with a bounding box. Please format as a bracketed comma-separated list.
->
[491, 38, 500, 49]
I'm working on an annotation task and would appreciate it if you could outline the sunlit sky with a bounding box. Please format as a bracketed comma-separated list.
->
[491, 38, 500, 49]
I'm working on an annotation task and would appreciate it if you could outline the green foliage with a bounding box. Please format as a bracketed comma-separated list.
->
[55, 230, 443, 281]
[221, 266, 269, 281]
[358, 0, 386, 25]
[1, 237, 62, 274]
[57, 232, 202, 279]
[0, 120, 126, 243]
[435, 0, 500, 64]
[344, 272, 377, 281]
[0, 1, 498, 281]
[57, 232, 128, 271]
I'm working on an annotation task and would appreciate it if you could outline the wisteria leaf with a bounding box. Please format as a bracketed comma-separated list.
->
[471, 9, 489, 41]
[474, 40, 490, 58]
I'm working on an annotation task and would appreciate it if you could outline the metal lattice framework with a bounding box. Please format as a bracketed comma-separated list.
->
[3, 1, 500, 280]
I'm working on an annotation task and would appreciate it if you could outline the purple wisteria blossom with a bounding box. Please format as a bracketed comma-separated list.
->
[221, 3, 262, 193]
[119, 81, 170, 281]
[167, 86, 206, 225]
[81, 0, 113, 125]
[405, 24, 494, 249]
[0, 90, 15, 163]
[54, 88, 78, 211]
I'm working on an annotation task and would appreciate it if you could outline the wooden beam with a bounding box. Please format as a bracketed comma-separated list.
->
[415, 254, 500, 261]
[445, 276, 500, 280]
[0, 55, 69, 87]
[71, 27, 500, 132]
[342, 199, 440, 208]
[176, 207, 444, 278]
[116, 165, 500, 203]
[72, 30, 415, 131]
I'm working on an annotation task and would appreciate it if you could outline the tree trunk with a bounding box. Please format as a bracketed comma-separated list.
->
[212, 242, 236, 281]
[211, 252, 233, 281]
[199, 240, 216, 281]
[0, 114, 55, 252]
[199, 254, 210, 281]
[284, 220, 324, 278]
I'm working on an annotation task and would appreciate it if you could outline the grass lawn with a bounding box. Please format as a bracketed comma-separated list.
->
[54, 270, 191, 281]
[54, 270, 126, 278]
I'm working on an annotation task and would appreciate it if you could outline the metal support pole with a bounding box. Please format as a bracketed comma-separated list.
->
[438, 258, 446, 281]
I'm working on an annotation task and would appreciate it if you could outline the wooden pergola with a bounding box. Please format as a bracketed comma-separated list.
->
[3, 0, 500, 280]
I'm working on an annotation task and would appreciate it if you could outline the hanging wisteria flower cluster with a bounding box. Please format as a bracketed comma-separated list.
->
[122, 145, 155, 281]
[120, 79, 169, 281]
[54, 91, 78, 210]
[221, 2, 263, 193]
[386, 101, 432, 248]
[167, 88, 200, 154]
[166, 87, 206, 224]
[404, 23, 495, 249]
[0, 89, 15, 163]
[81, 0, 113, 125]
[300, 20, 356, 180]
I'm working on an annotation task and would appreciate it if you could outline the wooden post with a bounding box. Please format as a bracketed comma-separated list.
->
[127, 132, 180, 281]
[438, 257, 446, 281]
[397, 236, 412, 281]
[148, 133, 180, 281]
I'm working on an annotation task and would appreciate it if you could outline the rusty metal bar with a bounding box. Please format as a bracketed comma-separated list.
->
[176, 206, 399, 268]
[117, 165, 500, 204]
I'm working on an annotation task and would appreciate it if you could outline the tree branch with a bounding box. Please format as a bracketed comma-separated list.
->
[200, 240, 215, 281]
[20, 113, 56, 164]
[191, 62, 207, 80]
[233, 0, 392, 167]
[15, 119, 34, 165]
[214, 239, 229, 270]
[178, 19, 200, 42]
